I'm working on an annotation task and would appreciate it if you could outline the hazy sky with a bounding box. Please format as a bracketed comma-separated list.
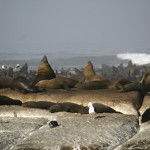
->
[0, 0, 150, 55]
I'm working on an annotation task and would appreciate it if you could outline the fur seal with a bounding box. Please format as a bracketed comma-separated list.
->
[23, 101, 55, 109]
[0, 95, 22, 105]
[32, 55, 56, 85]
[83, 61, 105, 81]
[115, 78, 132, 90]
[0, 77, 13, 89]
[11, 76, 44, 93]
[140, 71, 150, 85]
[49, 102, 88, 114]
[75, 79, 116, 90]
[36, 76, 78, 89]
[141, 108, 150, 123]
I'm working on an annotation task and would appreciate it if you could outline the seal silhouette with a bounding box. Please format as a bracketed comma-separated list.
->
[32, 55, 56, 85]
[11, 76, 44, 93]
[36, 76, 78, 89]
[0, 77, 13, 89]
[83, 61, 105, 82]
[49, 102, 88, 114]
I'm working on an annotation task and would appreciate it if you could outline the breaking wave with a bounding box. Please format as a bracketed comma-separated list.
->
[117, 53, 150, 65]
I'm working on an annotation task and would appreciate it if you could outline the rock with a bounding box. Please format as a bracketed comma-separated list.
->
[116, 122, 150, 150]
[0, 88, 143, 115]
[0, 112, 139, 150]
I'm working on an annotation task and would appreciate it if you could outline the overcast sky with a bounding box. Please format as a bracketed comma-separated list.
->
[0, 0, 150, 55]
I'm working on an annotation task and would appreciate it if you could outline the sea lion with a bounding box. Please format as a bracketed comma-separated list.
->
[83, 60, 105, 81]
[11, 76, 44, 93]
[23, 101, 55, 109]
[91, 103, 117, 113]
[75, 79, 116, 90]
[115, 78, 132, 90]
[0, 95, 22, 105]
[32, 55, 56, 85]
[140, 71, 150, 85]
[141, 108, 150, 123]
[49, 102, 88, 114]
[36, 76, 78, 89]
[0, 77, 13, 89]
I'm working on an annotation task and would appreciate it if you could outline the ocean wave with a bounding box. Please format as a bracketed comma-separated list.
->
[117, 53, 150, 65]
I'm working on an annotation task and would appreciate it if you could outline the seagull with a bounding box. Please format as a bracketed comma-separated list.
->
[1, 65, 7, 69]
[88, 102, 96, 119]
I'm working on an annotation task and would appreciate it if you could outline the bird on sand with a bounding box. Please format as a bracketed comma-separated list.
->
[88, 102, 96, 119]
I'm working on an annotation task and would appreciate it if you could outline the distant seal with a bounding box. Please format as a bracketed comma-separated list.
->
[0, 77, 13, 89]
[140, 71, 150, 85]
[0, 95, 22, 105]
[75, 79, 116, 90]
[32, 55, 56, 85]
[36, 76, 78, 89]
[23, 101, 55, 109]
[83, 60, 105, 81]
[11, 76, 44, 93]
[49, 102, 88, 114]
[115, 78, 132, 90]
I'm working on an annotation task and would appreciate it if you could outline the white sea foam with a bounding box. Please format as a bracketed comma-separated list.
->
[117, 53, 150, 65]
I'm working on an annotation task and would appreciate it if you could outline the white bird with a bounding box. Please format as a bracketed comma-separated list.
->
[88, 102, 96, 119]
[1, 65, 7, 69]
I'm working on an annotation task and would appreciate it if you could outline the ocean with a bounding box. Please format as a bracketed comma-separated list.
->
[0, 51, 150, 71]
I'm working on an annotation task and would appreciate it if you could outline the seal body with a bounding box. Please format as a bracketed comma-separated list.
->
[36, 76, 78, 89]
[83, 61, 104, 81]
[0, 77, 13, 89]
[11, 76, 44, 93]
[140, 71, 150, 85]
[33, 55, 56, 85]
[49, 102, 88, 114]
[75, 79, 116, 90]
[23, 101, 55, 109]
[0, 95, 22, 105]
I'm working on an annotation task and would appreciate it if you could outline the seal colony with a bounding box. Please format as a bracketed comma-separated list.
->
[0, 55, 149, 118]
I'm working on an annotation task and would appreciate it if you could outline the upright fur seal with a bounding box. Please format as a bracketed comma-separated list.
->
[32, 55, 56, 85]
[49, 102, 88, 114]
[83, 61, 105, 82]
[140, 71, 150, 85]
[36, 76, 78, 89]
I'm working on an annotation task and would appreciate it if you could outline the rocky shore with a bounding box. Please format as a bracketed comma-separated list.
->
[0, 57, 150, 149]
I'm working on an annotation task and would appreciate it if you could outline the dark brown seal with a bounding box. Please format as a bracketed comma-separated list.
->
[0, 77, 13, 89]
[36, 76, 78, 89]
[11, 76, 44, 93]
[32, 55, 56, 85]
[0, 95, 22, 105]
[23, 101, 55, 109]
[49, 102, 87, 114]
[115, 78, 132, 90]
[75, 79, 116, 90]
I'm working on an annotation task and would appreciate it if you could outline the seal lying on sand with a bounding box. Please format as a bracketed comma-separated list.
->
[32, 55, 56, 85]
[49, 102, 88, 114]
[36, 76, 78, 89]
[0, 95, 22, 105]
[75, 79, 116, 90]
[141, 108, 150, 123]
[83, 60, 105, 81]
[0, 77, 13, 89]
[115, 78, 133, 90]
[23, 101, 55, 109]
[11, 76, 44, 93]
